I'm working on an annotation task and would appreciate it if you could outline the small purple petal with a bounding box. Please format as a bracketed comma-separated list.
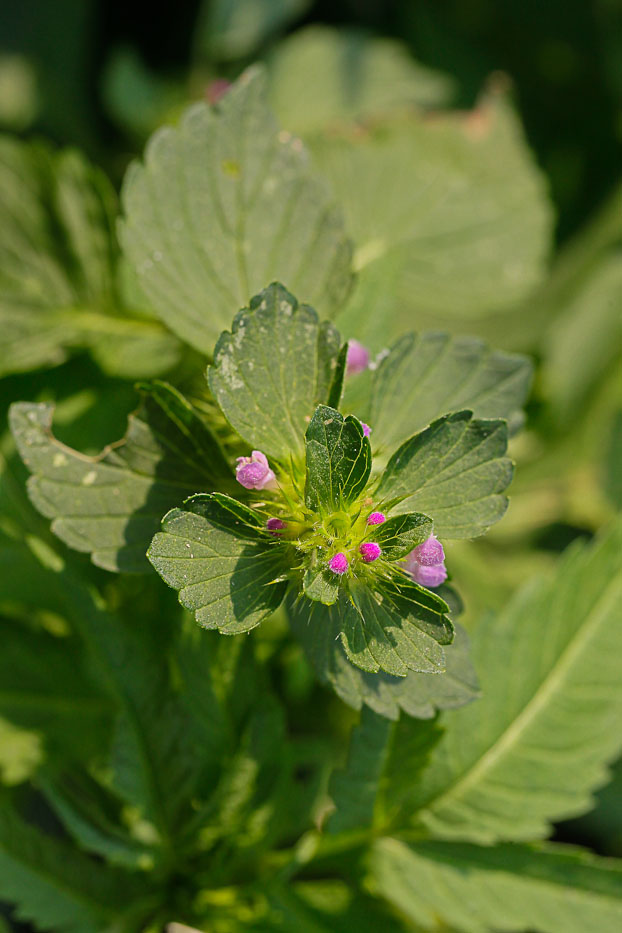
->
[346, 340, 370, 376]
[206, 79, 231, 104]
[235, 451, 277, 490]
[266, 518, 286, 535]
[329, 552, 349, 575]
[359, 541, 381, 563]
[361, 422, 372, 437]
[412, 534, 445, 567]
[411, 561, 447, 588]
[367, 511, 386, 526]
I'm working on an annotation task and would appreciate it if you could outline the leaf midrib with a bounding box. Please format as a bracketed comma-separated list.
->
[420, 569, 622, 820]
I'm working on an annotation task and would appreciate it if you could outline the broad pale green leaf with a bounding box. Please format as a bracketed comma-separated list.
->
[368, 332, 533, 453]
[408, 520, 622, 843]
[305, 405, 371, 513]
[289, 595, 478, 719]
[119, 67, 353, 354]
[370, 838, 622, 933]
[377, 410, 512, 539]
[0, 135, 181, 379]
[0, 807, 152, 933]
[268, 25, 455, 135]
[339, 580, 452, 677]
[209, 283, 341, 459]
[306, 92, 552, 348]
[10, 381, 231, 572]
[148, 493, 288, 633]
[371, 512, 433, 560]
[328, 708, 442, 834]
[542, 254, 622, 424]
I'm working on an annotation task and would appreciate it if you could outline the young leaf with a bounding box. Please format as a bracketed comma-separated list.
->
[328, 708, 442, 835]
[305, 406, 371, 513]
[119, 66, 353, 354]
[338, 580, 452, 677]
[377, 410, 512, 539]
[0, 806, 154, 933]
[303, 565, 340, 605]
[408, 519, 622, 843]
[370, 838, 622, 933]
[288, 595, 478, 720]
[370, 512, 433, 560]
[0, 136, 180, 380]
[10, 381, 230, 572]
[148, 493, 288, 633]
[369, 332, 533, 453]
[208, 282, 341, 459]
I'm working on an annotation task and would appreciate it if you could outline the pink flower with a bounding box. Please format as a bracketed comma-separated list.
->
[266, 518, 286, 535]
[359, 542, 381, 563]
[367, 511, 386, 526]
[329, 552, 349, 574]
[361, 422, 372, 437]
[403, 535, 447, 588]
[206, 79, 231, 104]
[346, 340, 370, 376]
[235, 451, 277, 491]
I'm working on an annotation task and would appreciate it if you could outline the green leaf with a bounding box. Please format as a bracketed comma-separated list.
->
[305, 406, 371, 513]
[307, 93, 552, 348]
[377, 410, 512, 539]
[10, 381, 230, 572]
[289, 595, 478, 719]
[303, 564, 340, 605]
[606, 410, 622, 509]
[148, 493, 288, 633]
[326, 339, 349, 410]
[208, 282, 341, 459]
[407, 519, 622, 843]
[371, 512, 433, 560]
[197, 0, 310, 61]
[339, 580, 452, 677]
[370, 838, 622, 933]
[328, 708, 442, 834]
[119, 67, 353, 354]
[0, 135, 180, 379]
[368, 332, 533, 454]
[268, 26, 455, 135]
[0, 806, 153, 933]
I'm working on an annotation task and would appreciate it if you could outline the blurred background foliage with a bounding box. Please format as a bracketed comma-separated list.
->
[0, 0, 621, 927]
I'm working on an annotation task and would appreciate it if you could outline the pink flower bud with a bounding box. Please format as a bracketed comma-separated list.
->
[412, 534, 445, 566]
[235, 451, 277, 491]
[359, 541, 381, 563]
[361, 422, 371, 437]
[328, 552, 349, 575]
[367, 511, 386, 526]
[206, 79, 231, 104]
[346, 340, 370, 376]
[266, 518, 286, 535]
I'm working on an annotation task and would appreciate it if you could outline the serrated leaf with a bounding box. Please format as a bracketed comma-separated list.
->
[407, 519, 622, 843]
[308, 91, 552, 348]
[368, 332, 533, 454]
[0, 135, 180, 379]
[305, 406, 371, 513]
[0, 807, 153, 933]
[268, 26, 455, 135]
[208, 283, 341, 459]
[289, 595, 478, 720]
[328, 708, 442, 834]
[371, 512, 433, 560]
[148, 493, 288, 633]
[339, 580, 452, 677]
[119, 67, 353, 354]
[303, 564, 340, 605]
[370, 838, 622, 933]
[10, 381, 230, 572]
[377, 410, 512, 539]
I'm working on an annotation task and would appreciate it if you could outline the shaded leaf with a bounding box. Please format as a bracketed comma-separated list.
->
[10, 381, 230, 572]
[119, 67, 353, 354]
[371, 512, 433, 560]
[148, 493, 288, 633]
[305, 405, 371, 513]
[209, 282, 341, 459]
[377, 410, 512, 539]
